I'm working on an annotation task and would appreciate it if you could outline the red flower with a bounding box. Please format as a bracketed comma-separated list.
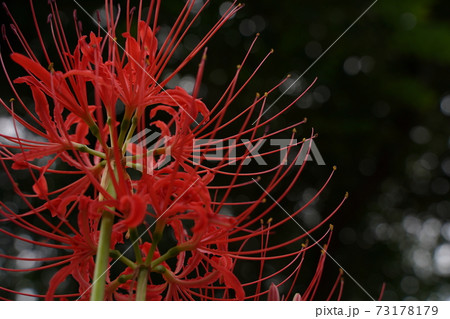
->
[0, 0, 346, 301]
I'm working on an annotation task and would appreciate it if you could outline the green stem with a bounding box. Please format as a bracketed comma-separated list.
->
[72, 142, 106, 159]
[109, 249, 137, 269]
[150, 245, 180, 268]
[136, 266, 149, 301]
[118, 117, 131, 149]
[88, 122, 103, 146]
[107, 274, 134, 295]
[90, 211, 114, 301]
[135, 223, 164, 300]
[129, 228, 143, 265]
[90, 166, 118, 301]
[122, 115, 138, 153]
[145, 222, 165, 267]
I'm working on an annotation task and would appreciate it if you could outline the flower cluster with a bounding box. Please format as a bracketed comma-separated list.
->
[0, 0, 346, 300]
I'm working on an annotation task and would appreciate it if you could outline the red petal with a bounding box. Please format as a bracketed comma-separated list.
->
[138, 21, 157, 62]
[12, 144, 65, 169]
[11, 53, 51, 85]
[30, 86, 56, 135]
[268, 283, 280, 301]
[116, 194, 147, 230]
[32, 175, 48, 199]
[45, 265, 72, 300]
[293, 293, 302, 301]
[211, 256, 245, 300]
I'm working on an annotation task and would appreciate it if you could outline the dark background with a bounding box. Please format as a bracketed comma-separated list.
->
[1, 0, 450, 300]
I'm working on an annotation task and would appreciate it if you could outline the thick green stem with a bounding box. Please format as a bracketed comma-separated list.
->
[90, 166, 117, 301]
[135, 223, 164, 300]
[90, 211, 114, 301]
[136, 266, 149, 301]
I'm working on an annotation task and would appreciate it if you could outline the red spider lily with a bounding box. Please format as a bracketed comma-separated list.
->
[0, 0, 347, 301]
